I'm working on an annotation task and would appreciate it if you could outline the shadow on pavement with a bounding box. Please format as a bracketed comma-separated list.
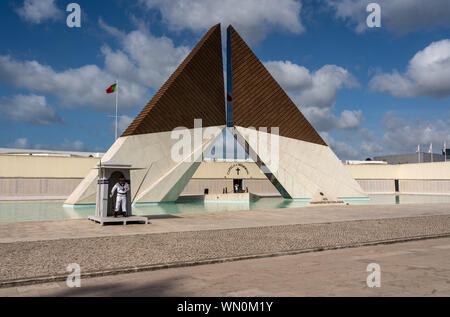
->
[44, 276, 185, 297]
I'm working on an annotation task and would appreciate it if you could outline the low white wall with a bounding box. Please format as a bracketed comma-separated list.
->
[357, 179, 395, 194]
[356, 179, 450, 195]
[0, 155, 99, 178]
[350, 162, 450, 195]
[2, 155, 450, 199]
[242, 179, 280, 196]
[0, 178, 83, 199]
[180, 178, 280, 196]
[400, 180, 450, 195]
[0, 155, 97, 200]
[347, 161, 450, 180]
[181, 179, 234, 195]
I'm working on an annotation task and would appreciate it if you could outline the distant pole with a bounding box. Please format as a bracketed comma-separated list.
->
[417, 144, 420, 163]
[115, 80, 119, 140]
[445, 142, 447, 162]
[431, 143, 433, 163]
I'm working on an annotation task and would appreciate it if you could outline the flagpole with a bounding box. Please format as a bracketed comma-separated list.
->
[430, 143, 433, 163]
[115, 79, 119, 140]
[445, 142, 447, 162]
[417, 145, 420, 163]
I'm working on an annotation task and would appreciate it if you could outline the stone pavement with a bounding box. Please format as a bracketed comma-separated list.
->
[2, 236, 450, 296]
[1, 214, 450, 285]
[1, 203, 450, 243]
[1, 203, 450, 288]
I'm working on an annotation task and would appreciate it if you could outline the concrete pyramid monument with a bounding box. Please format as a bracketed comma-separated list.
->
[66, 24, 365, 205]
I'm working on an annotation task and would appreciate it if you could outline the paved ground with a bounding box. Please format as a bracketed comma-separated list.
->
[2, 214, 450, 285]
[2, 237, 450, 297]
[1, 203, 450, 243]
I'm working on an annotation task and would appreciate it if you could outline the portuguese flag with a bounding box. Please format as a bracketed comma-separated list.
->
[106, 83, 117, 94]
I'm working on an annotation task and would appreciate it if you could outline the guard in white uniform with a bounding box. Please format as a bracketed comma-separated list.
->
[110, 177, 130, 217]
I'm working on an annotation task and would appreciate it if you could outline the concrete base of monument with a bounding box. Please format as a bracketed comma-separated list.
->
[307, 189, 348, 206]
[88, 215, 149, 226]
[308, 201, 348, 207]
[204, 193, 261, 202]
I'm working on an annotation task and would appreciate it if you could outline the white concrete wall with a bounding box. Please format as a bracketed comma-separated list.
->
[349, 162, 450, 195]
[0, 155, 99, 178]
[0, 155, 98, 200]
[180, 178, 280, 196]
[346, 162, 450, 180]
[0, 178, 82, 199]
[181, 179, 233, 195]
[400, 180, 450, 195]
[356, 179, 395, 194]
[192, 161, 268, 179]
[242, 179, 280, 196]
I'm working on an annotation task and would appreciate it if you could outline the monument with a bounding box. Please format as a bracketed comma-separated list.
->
[65, 24, 366, 206]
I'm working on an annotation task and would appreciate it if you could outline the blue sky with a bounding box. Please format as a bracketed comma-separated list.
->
[0, 0, 449, 159]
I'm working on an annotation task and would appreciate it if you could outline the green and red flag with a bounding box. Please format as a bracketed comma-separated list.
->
[106, 83, 117, 94]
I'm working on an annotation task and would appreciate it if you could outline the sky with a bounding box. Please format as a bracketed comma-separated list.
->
[0, 0, 449, 160]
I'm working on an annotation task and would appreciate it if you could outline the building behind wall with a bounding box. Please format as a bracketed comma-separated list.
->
[374, 153, 446, 164]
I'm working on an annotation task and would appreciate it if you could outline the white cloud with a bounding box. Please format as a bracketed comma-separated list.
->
[12, 138, 31, 149]
[140, 0, 304, 43]
[293, 65, 359, 109]
[370, 39, 450, 98]
[9, 137, 89, 152]
[32, 139, 86, 151]
[264, 60, 312, 92]
[58, 139, 85, 151]
[117, 115, 133, 134]
[0, 19, 193, 114]
[109, 115, 134, 137]
[16, 0, 63, 24]
[382, 112, 450, 153]
[98, 17, 126, 39]
[265, 61, 362, 131]
[100, 20, 190, 89]
[359, 128, 384, 157]
[0, 55, 149, 113]
[318, 112, 450, 160]
[320, 132, 360, 160]
[316, 111, 450, 161]
[0, 94, 63, 125]
[338, 109, 363, 130]
[326, 0, 450, 34]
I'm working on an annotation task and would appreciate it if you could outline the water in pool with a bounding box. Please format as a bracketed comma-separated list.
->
[1, 195, 450, 223]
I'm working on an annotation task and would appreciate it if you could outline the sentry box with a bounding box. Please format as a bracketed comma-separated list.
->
[88, 160, 148, 225]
